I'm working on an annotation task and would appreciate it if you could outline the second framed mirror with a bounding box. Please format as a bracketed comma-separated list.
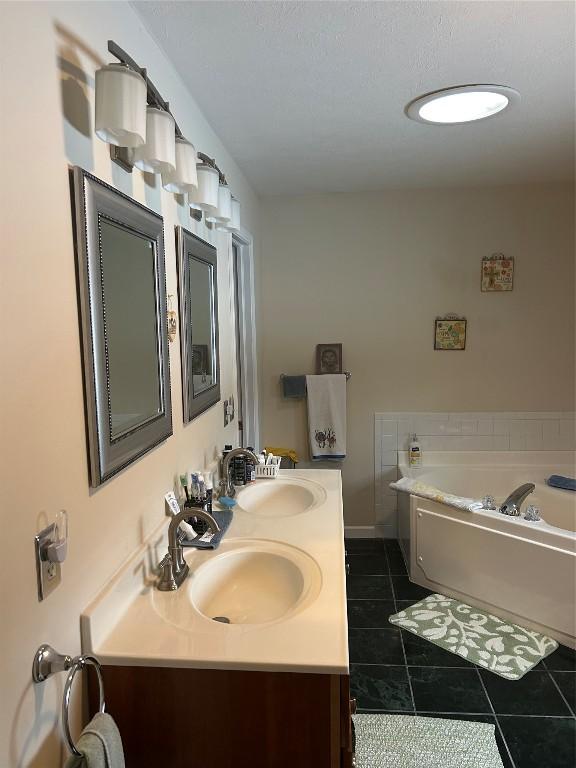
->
[177, 227, 220, 422]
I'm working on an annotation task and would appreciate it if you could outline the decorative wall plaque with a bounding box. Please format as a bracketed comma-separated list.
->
[481, 253, 514, 292]
[434, 314, 467, 350]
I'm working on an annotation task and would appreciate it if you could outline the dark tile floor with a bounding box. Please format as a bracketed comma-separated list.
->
[346, 537, 576, 768]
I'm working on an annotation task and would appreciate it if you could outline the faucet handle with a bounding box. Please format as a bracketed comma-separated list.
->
[156, 553, 178, 591]
[524, 505, 541, 522]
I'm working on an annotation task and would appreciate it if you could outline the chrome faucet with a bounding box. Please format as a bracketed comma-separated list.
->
[218, 447, 260, 498]
[499, 483, 535, 516]
[157, 507, 220, 591]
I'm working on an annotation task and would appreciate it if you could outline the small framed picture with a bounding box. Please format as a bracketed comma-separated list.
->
[434, 316, 467, 350]
[481, 253, 514, 291]
[316, 343, 343, 374]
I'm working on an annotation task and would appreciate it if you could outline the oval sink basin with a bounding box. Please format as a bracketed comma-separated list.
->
[189, 540, 322, 625]
[235, 477, 326, 518]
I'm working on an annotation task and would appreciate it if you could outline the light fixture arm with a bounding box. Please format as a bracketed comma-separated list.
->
[107, 40, 228, 184]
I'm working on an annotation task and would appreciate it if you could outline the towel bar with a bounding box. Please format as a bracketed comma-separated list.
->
[280, 371, 351, 381]
[32, 644, 106, 756]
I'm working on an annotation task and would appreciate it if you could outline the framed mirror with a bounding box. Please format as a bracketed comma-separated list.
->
[72, 168, 172, 487]
[176, 227, 220, 422]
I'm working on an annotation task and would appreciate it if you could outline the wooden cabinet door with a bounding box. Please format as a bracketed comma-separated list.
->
[339, 675, 354, 768]
[90, 665, 349, 768]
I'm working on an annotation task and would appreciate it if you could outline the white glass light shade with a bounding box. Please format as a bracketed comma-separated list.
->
[216, 197, 241, 232]
[215, 184, 232, 223]
[132, 107, 176, 174]
[230, 197, 241, 231]
[162, 138, 198, 193]
[95, 64, 147, 147]
[189, 164, 219, 212]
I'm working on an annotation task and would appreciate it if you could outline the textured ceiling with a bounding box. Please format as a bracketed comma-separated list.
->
[133, 1, 575, 195]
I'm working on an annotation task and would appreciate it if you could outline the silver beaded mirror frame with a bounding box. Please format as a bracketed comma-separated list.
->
[71, 167, 172, 487]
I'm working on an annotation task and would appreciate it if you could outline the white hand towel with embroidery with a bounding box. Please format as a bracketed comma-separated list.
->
[305, 374, 347, 460]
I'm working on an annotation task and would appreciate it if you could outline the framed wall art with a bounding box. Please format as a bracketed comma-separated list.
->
[481, 253, 514, 292]
[316, 343, 343, 374]
[434, 315, 467, 350]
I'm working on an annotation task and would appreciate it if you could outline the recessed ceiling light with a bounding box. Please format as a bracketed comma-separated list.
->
[406, 84, 520, 125]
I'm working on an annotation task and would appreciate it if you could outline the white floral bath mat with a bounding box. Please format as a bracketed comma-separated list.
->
[389, 594, 558, 680]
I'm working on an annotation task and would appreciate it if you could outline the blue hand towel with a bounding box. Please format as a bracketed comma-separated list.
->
[181, 508, 233, 549]
[547, 475, 576, 491]
[282, 375, 307, 399]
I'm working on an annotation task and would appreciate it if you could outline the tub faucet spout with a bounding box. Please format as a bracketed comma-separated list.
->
[499, 483, 535, 516]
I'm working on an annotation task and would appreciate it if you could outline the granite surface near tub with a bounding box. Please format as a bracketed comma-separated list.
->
[81, 470, 348, 674]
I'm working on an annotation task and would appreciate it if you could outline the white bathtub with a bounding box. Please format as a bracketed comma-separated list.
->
[397, 452, 576, 648]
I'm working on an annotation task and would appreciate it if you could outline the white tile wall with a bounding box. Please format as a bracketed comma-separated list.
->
[374, 411, 576, 537]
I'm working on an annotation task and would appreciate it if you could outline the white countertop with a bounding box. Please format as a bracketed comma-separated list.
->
[81, 470, 349, 674]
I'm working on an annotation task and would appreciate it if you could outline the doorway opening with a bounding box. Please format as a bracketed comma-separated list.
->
[232, 232, 260, 450]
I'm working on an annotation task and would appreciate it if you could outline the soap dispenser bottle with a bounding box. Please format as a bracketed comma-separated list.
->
[409, 434, 422, 468]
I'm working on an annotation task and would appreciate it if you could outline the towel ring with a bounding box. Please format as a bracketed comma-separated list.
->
[62, 655, 105, 756]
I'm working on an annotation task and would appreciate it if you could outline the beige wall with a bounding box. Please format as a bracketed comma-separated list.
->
[259, 185, 575, 524]
[0, 2, 259, 765]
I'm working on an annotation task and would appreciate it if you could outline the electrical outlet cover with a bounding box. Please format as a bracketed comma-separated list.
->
[35, 523, 62, 601]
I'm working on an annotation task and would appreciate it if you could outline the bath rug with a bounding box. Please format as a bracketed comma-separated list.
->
[353, 713, 504, 768]
[389, 594, 558, 680]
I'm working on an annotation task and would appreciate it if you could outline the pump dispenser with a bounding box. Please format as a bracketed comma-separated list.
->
[409, 434, 422, 468]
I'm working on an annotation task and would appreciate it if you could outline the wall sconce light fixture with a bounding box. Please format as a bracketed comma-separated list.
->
[95, 41, 241, 229]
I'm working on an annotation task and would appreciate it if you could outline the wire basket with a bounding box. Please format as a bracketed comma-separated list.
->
[254, 458, 281, 479]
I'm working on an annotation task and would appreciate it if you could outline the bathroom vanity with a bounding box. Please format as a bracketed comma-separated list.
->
[82, 470, 352, 767]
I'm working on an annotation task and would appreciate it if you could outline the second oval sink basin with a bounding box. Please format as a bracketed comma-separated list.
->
[189, 540, 322, 625]
[235, 477, 326, 518]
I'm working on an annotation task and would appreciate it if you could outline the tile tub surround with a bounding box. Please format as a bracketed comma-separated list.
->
[346, 538, 576, 768]
[374, 412, 576, 537]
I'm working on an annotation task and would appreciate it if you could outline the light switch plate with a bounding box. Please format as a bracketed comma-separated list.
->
[35, 523, 61, 601]
[223, 399, 229, 427]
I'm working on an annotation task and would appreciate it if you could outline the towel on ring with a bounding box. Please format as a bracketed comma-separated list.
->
[390, 476, 484, 512]
[65, 712, 125, 768]
[305, 374, 347, 461]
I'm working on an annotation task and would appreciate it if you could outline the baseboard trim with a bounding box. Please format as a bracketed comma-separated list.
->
[375, 523, 398, 540]
[344, 526, 377, 538]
